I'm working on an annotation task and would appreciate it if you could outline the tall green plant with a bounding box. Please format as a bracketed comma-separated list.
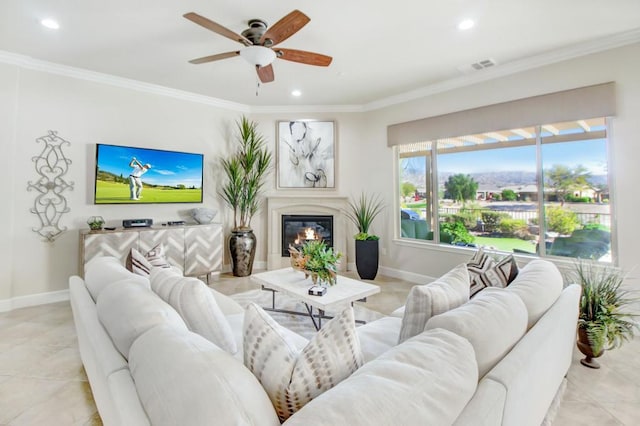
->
[568, 261, 638, 355]
[345, 192, 385, 241]
[220, 116, 272, 230]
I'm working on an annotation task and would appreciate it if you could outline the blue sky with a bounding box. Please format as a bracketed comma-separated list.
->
[424, 139, 607, 175]
[96, 144, 203, 187]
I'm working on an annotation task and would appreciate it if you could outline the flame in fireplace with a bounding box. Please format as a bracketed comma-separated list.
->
[294, 227, 319, 244]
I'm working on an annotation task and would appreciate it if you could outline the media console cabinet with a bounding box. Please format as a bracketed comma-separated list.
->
[79, 223, 223, 281]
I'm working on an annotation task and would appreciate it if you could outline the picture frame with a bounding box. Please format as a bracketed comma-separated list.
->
[276, 120, 336, 189]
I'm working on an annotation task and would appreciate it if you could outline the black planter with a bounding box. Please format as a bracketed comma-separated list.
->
[355, 239, 379, 280]
[229, 229, 256, 277]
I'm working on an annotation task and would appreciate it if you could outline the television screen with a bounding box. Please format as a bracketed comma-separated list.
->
[94, 144, 204, 204]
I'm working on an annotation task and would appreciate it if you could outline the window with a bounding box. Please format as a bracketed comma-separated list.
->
[396, 117, 613, 263]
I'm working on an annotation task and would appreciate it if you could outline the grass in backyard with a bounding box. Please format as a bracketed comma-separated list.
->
[473, 236, 536, 254]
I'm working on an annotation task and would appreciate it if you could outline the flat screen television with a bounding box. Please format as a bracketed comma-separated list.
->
[94, 144, 204, 204]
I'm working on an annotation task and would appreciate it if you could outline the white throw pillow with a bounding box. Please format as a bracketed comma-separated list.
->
[426, 288, 527, 378]
[149, 268, 237, 354]
[398, 263, 470, 343]
[243, 303, 364, 421]
[129, 325, 280, 426]
[145, 244, 171, 268]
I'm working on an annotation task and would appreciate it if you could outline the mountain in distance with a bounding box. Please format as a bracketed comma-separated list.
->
[403, 170, 607, 189]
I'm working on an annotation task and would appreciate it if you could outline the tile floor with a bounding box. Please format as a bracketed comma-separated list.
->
[0, 271, 637, 425]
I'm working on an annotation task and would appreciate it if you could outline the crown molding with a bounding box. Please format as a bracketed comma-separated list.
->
[363, 27, 640, 111]
[1, 27, 639, 114]
[0, 50, 250, 113]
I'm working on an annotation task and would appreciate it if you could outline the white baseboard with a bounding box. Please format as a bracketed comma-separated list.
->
[347, 262, 434, 284]
[0, 289, 70, 313]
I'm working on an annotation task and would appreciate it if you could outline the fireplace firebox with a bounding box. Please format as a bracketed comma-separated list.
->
[282, 214, 333, 257]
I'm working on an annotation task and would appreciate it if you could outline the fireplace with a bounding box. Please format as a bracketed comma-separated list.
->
[281, 215, 333, 256]
[266, 196, 348, 271]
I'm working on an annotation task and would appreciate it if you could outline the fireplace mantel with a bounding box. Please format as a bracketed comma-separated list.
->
[266, 195, 348, 271]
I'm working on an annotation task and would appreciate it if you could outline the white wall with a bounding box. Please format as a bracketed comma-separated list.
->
[2, 41, 639, 307]
[365, 42, 640, 280]
[0, 63, 241, 306]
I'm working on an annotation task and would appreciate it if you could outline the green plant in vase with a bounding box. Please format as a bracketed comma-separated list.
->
[299, 240, 342, 286]
[345, 192, 384, 279]
[567, 260, 638, 368]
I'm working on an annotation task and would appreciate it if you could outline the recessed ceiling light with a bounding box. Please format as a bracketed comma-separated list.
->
[41, 18, 60, 30]
[291, 90, 302, 97]
[458, 19, 475, 31]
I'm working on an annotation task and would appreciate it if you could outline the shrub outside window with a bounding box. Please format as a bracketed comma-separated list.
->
[397, 117, 613, 263]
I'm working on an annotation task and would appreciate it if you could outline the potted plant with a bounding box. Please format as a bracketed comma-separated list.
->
[289, 240, 342, 286]
[345, 192, 384, 279]
[220, 116, 272, 277]
[568, 260, 638, 368]
[87, 216, 105, 231]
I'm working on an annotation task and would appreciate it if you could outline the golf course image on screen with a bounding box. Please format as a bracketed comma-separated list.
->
[94, 144, 203, 204]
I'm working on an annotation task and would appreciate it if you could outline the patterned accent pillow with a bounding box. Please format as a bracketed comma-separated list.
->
[145, 244, 171, 268]
[398, 263, 470, 344]
[470, 254, 519, 298]
[243, 303, 364, 422]
[126, 247, 153, 276]
[467, 248, 496, 296]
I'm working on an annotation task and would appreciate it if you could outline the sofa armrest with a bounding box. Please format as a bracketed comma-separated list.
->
[484, 284, 580, 426]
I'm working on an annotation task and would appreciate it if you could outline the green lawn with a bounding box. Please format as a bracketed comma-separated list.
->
[473, 236, 536, 254]
[95, 180, 202, 204]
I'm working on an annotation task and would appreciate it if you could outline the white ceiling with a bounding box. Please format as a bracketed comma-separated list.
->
[1, 0, 639, 108]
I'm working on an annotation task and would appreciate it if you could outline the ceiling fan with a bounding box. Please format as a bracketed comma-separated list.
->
[183, 10, 332, 83]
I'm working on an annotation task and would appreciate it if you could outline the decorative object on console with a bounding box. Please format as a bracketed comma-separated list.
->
[289, 240, 342, 286]
[568, 260, 639, 369]
[220, 116, 272, 277]
[94, 143, 203, 204]
[345, 192, 385, 280]
[87, 216, 105, 231]
[123, 218, 153, 228]
[27, 130, 74, 242]
[276, 120, 336, 189]
[191, 207, 217, 224]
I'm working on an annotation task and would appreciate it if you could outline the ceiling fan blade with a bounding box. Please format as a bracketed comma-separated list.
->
[188, 51, 240, 64]
[183, 12, 252, 46]
[259, 10, 310, 46]
[276, 48, 332, 66]
[256, 64, 275, 83]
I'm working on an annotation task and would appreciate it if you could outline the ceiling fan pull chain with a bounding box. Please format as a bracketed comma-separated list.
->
[256, 79, 261, 96]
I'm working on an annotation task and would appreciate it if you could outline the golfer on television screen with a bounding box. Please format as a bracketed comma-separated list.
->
[129, 157, 151, 200]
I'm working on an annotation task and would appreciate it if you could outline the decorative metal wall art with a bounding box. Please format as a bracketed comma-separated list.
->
[27, 130, 74, 242]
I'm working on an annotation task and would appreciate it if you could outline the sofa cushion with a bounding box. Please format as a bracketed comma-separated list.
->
[129, 325, 280, 426]
[243, 303, 363, 421]
[398, 263, 470, 343]
[145, 243, 171, 268]
[97, 281, 188, 359]
[470, 254, 519, 297]
[85, 256, 150, 301]
[426, 288, 527, 378]
[283, 328, 478, 426]
[504, 259, 563, 329]
[356, 316, 403, 362]
[149, 268, 237, 354]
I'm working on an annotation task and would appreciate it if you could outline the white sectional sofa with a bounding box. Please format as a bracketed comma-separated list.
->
[69, 256, 579, 426]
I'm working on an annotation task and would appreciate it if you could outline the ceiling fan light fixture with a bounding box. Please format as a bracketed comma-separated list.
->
[240, 46, 276, 67]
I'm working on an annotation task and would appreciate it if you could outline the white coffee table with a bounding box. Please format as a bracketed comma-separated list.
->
[250, 267, 380, 330]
